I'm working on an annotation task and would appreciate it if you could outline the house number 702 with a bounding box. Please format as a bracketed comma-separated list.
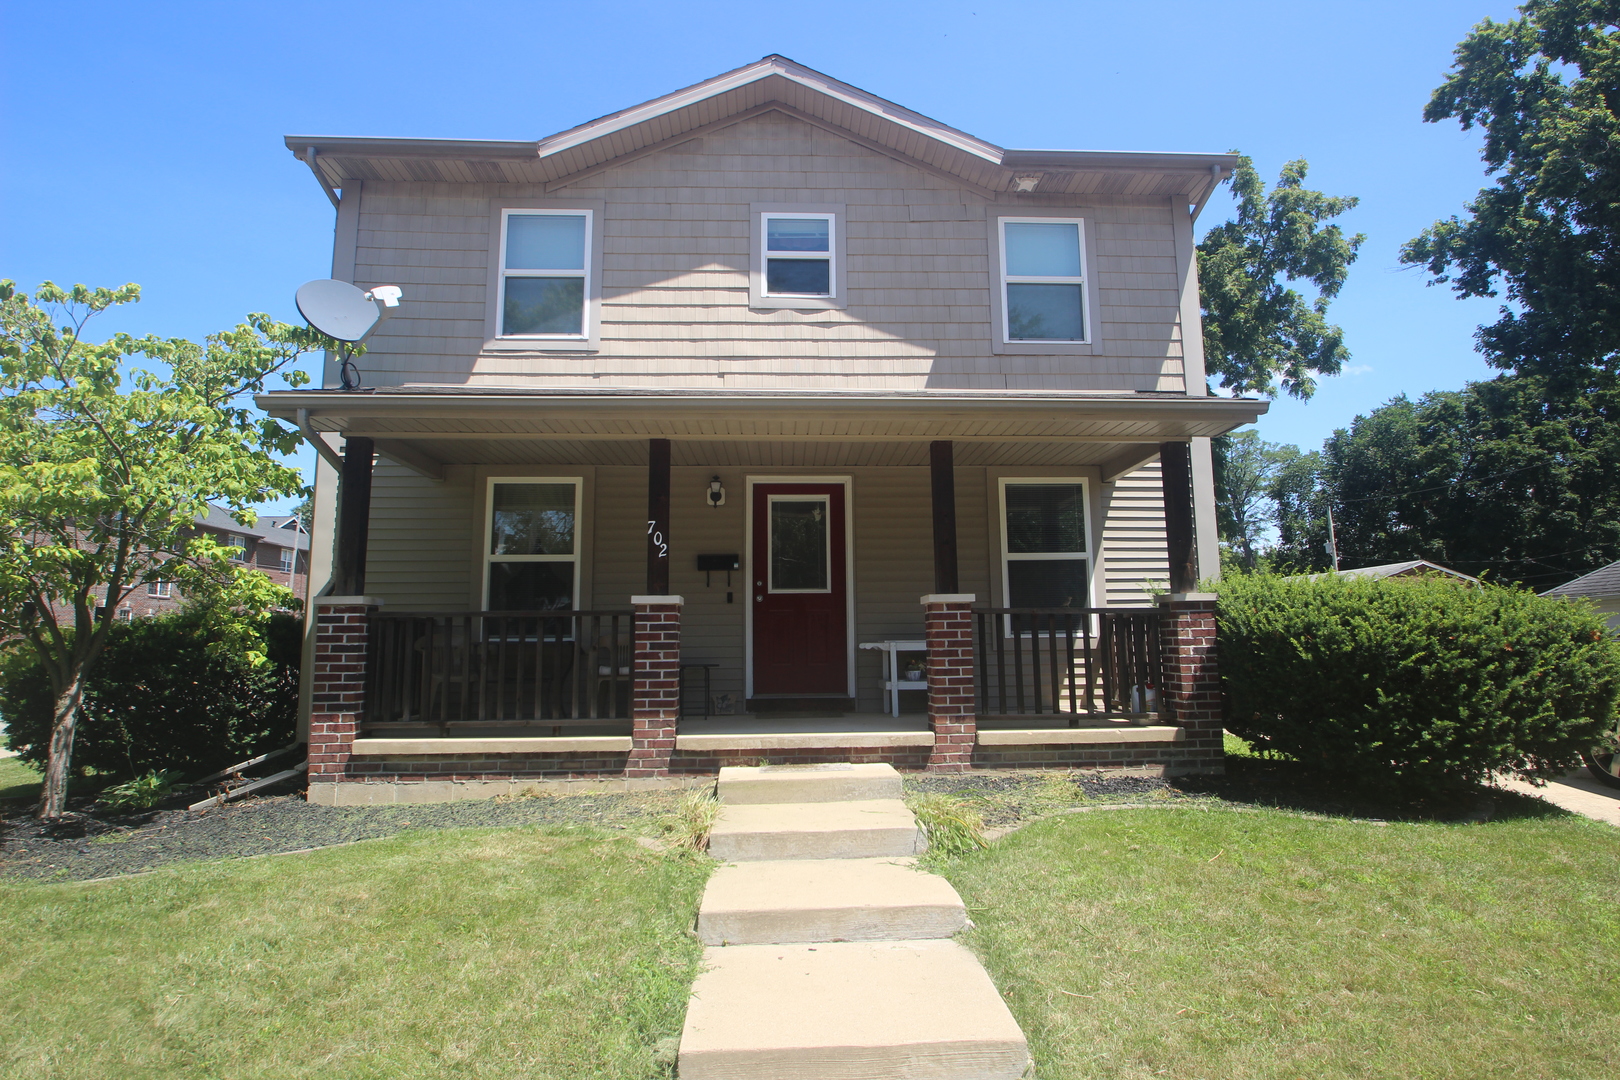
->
[646, 520, 668, 558]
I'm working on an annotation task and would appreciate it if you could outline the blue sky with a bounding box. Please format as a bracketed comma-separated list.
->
[1, 0, 1520, 512]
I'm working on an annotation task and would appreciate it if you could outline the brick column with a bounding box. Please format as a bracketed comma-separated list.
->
[923, 593, 976, 772]
[629, 595, 683, 778]
[307, 595, 381, 803]
[1157, 592, 1223, 770]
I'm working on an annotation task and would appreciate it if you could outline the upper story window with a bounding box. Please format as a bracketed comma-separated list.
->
[484, 479, 582, 611]
[498, 210, 592, 339]
[276, 547, 293, 572]
[147, 580, 172, 598]
[762, 213, 834, 298]
[749, 203, 846, 311]
[999, 219, 1088, 343]
[226, 534, 248, 562]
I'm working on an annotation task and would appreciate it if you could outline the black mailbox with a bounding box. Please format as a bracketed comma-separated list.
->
[696, 554, 740, 571]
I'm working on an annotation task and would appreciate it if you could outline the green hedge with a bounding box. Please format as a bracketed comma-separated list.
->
[1218, 573, 1620, 791]
[0, 610, 300, 782]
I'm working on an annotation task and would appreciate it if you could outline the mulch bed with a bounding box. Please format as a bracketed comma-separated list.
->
[0, 788, 684, 883]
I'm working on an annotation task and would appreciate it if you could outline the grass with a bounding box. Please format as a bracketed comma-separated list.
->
[0, 755, 42, 803]
[939, 806, 1620, 1080]
[0, 826, 712, 1079]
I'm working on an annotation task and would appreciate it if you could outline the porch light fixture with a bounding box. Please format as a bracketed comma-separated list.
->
[707, 476, 726, 507]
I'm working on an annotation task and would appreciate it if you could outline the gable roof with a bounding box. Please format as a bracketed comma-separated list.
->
[196, 504, 310, 552]
[1542, 559, 1620, 600]
[286, 55, 1237, 205]
[1294, 560, 1480, 584]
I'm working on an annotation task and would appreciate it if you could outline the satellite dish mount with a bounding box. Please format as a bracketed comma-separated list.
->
[294, 280, 404, 391]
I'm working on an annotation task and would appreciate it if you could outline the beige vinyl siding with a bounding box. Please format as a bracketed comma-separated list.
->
[1101, 462, 1170, 607]
[363, 462, 476, 609]
[348, 110, 1187, 393]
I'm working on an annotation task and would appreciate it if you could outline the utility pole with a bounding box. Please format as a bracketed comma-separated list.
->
[1326, 506, 1341, 571]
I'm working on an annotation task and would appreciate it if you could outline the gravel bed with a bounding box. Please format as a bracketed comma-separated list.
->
[0, 789, 684, 883]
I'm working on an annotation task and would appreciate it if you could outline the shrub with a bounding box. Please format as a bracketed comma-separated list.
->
[97, 770, 184, 812]
[0, 609, 299, 782]
[1218, 573, 1620, 791]
[907, 792, 990, 856]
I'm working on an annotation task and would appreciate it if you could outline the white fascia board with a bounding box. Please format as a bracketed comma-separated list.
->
[533, 57, 1004, 166]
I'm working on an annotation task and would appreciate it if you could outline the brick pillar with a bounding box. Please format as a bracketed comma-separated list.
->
[629, 595, 683, 777]
[307, 595, 380, 803]
[1157, 592, 1224, 771]
[923, 593, 976, 772]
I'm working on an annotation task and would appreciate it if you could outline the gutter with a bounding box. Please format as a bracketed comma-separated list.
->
[297, 409, 346, 472]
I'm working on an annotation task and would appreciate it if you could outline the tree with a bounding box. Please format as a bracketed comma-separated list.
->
[1268, 444, 1330, 571]
[1211, 430, 1293, 570]
[0, 281, 330, 818]
[1402, 1, 1620, 387]
[1272, 378, 1620, 585]
[1198, 155, 1365, 399]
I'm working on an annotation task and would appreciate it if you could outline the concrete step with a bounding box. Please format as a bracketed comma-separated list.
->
[697, 857, 968, 945]
[707, 799, 924, 861]
[679, 939, 1030, 1080]
[717, 762, 903, 805]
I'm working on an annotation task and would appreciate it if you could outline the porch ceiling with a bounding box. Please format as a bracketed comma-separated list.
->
[257, 388, 1267, 473]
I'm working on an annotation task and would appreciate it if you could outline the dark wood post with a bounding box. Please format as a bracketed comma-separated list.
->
[333, 436, 374, 596]
[646, 438, 671, 595]
[1159, 441, 1196, 594]
[930, 440, 959, 594]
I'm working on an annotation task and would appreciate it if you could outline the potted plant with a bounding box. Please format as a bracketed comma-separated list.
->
[903, 657, 927, 681]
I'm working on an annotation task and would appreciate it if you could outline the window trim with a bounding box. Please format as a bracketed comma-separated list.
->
[765, 492, 834, 595]
[987, 210, 1102, 355]
[996, 477, 1098, 624]
[226, 534, 248, 562]
[760, 212, 835, 300]
[483, 199, 606, 352]
[481, 476, 585, 612]
[147, 580, 172, 598]
[277, 548, 294, 573]
[749, 202, 846, 311]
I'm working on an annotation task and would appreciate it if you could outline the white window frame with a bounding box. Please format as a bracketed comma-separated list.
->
[765, 493, 833, 595]
[997, 216, 1089, 345]
[987, 211, 1100, 355]
[277, 548, 294, 572]
[749, 203, 846, 311]
[760, 212, 835, 299]
[483, 199, 605, 352]
[226, 534, 248, 562]
[998, 477, 1097, 630]
[481, 476, 584, 611]
[495, 208, 594, 344]
[147, 580, 172, 598]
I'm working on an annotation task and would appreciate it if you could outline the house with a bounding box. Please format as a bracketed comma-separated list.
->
[1542, 559, 1620, 630]
[257, 57, 1267, 805]
[1301, 559, 1479, 585]
[64, 503, 310, 623]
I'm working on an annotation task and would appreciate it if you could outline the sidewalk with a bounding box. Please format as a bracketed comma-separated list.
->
[1494, 770, 1620, 827]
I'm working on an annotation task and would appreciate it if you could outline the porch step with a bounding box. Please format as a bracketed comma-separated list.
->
[696, 857, 967, 945]
[717, 762, 902, 804]
[707, 799, 924, 861]
[678, 939, 1029, 1080]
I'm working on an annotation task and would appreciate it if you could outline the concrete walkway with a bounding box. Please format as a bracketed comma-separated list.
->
[1493, 769, 1620, 827]
[679, 763, 1030, 1080]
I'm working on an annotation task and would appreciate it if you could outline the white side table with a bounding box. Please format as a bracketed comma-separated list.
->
[858, 639, 928, 717]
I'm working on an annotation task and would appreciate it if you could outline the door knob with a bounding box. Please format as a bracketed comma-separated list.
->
[756, 595, 763, 602]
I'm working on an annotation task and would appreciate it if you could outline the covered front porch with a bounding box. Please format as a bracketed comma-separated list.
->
[263, 388, 1255, 802]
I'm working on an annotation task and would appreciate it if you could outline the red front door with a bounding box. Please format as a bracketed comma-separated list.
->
[751, 483, 847, 696]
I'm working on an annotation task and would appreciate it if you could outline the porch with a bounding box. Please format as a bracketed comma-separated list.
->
[268, 389, 1246, 801]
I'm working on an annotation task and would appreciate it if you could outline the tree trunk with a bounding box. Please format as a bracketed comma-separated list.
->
[38, 676, 86, 820]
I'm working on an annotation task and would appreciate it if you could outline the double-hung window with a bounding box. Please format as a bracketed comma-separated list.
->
[147, 581, 172, 599]
[484, 479, 581, 611]
[1000, 480, 1093, 611]
[997, 217, 1089, 344]
[498, 209, 592, 340]
[277, 548, 293, 572]
[761, 213, 834, 298]
[226, 534, 248, 562]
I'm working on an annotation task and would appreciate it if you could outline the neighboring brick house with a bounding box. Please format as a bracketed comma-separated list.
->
[261, 58, 1262, 804]
[73, 505, 309, 623]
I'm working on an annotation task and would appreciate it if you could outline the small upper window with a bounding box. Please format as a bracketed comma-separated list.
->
[147, 581, 172, 598]
[499, 210, 591, 338]
[999, 219, 1087, 343]
[762, 213, 834, 298]
[278, 548, 294, 572]
[226, 535, 248, 562]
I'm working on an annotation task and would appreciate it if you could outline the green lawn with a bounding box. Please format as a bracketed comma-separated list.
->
[941, 808, 1620, 1080]
[0, 755, 41, 803]
[1, 827, 710, 1079]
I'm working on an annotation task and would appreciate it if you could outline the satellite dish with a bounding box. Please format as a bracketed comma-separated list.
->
[296, 279, 383, 343]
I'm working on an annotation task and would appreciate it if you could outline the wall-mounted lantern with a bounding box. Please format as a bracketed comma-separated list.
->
[707, 475, 726, 507]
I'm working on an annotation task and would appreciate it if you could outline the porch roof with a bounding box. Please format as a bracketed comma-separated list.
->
[258, 387, 1266, 474]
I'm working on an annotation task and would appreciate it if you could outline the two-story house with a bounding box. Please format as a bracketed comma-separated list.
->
[258, 58, 1266, 805]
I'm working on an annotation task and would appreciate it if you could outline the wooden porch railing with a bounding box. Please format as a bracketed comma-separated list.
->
[365, 610, 635, 726]
[973, 607, 1162, 721]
